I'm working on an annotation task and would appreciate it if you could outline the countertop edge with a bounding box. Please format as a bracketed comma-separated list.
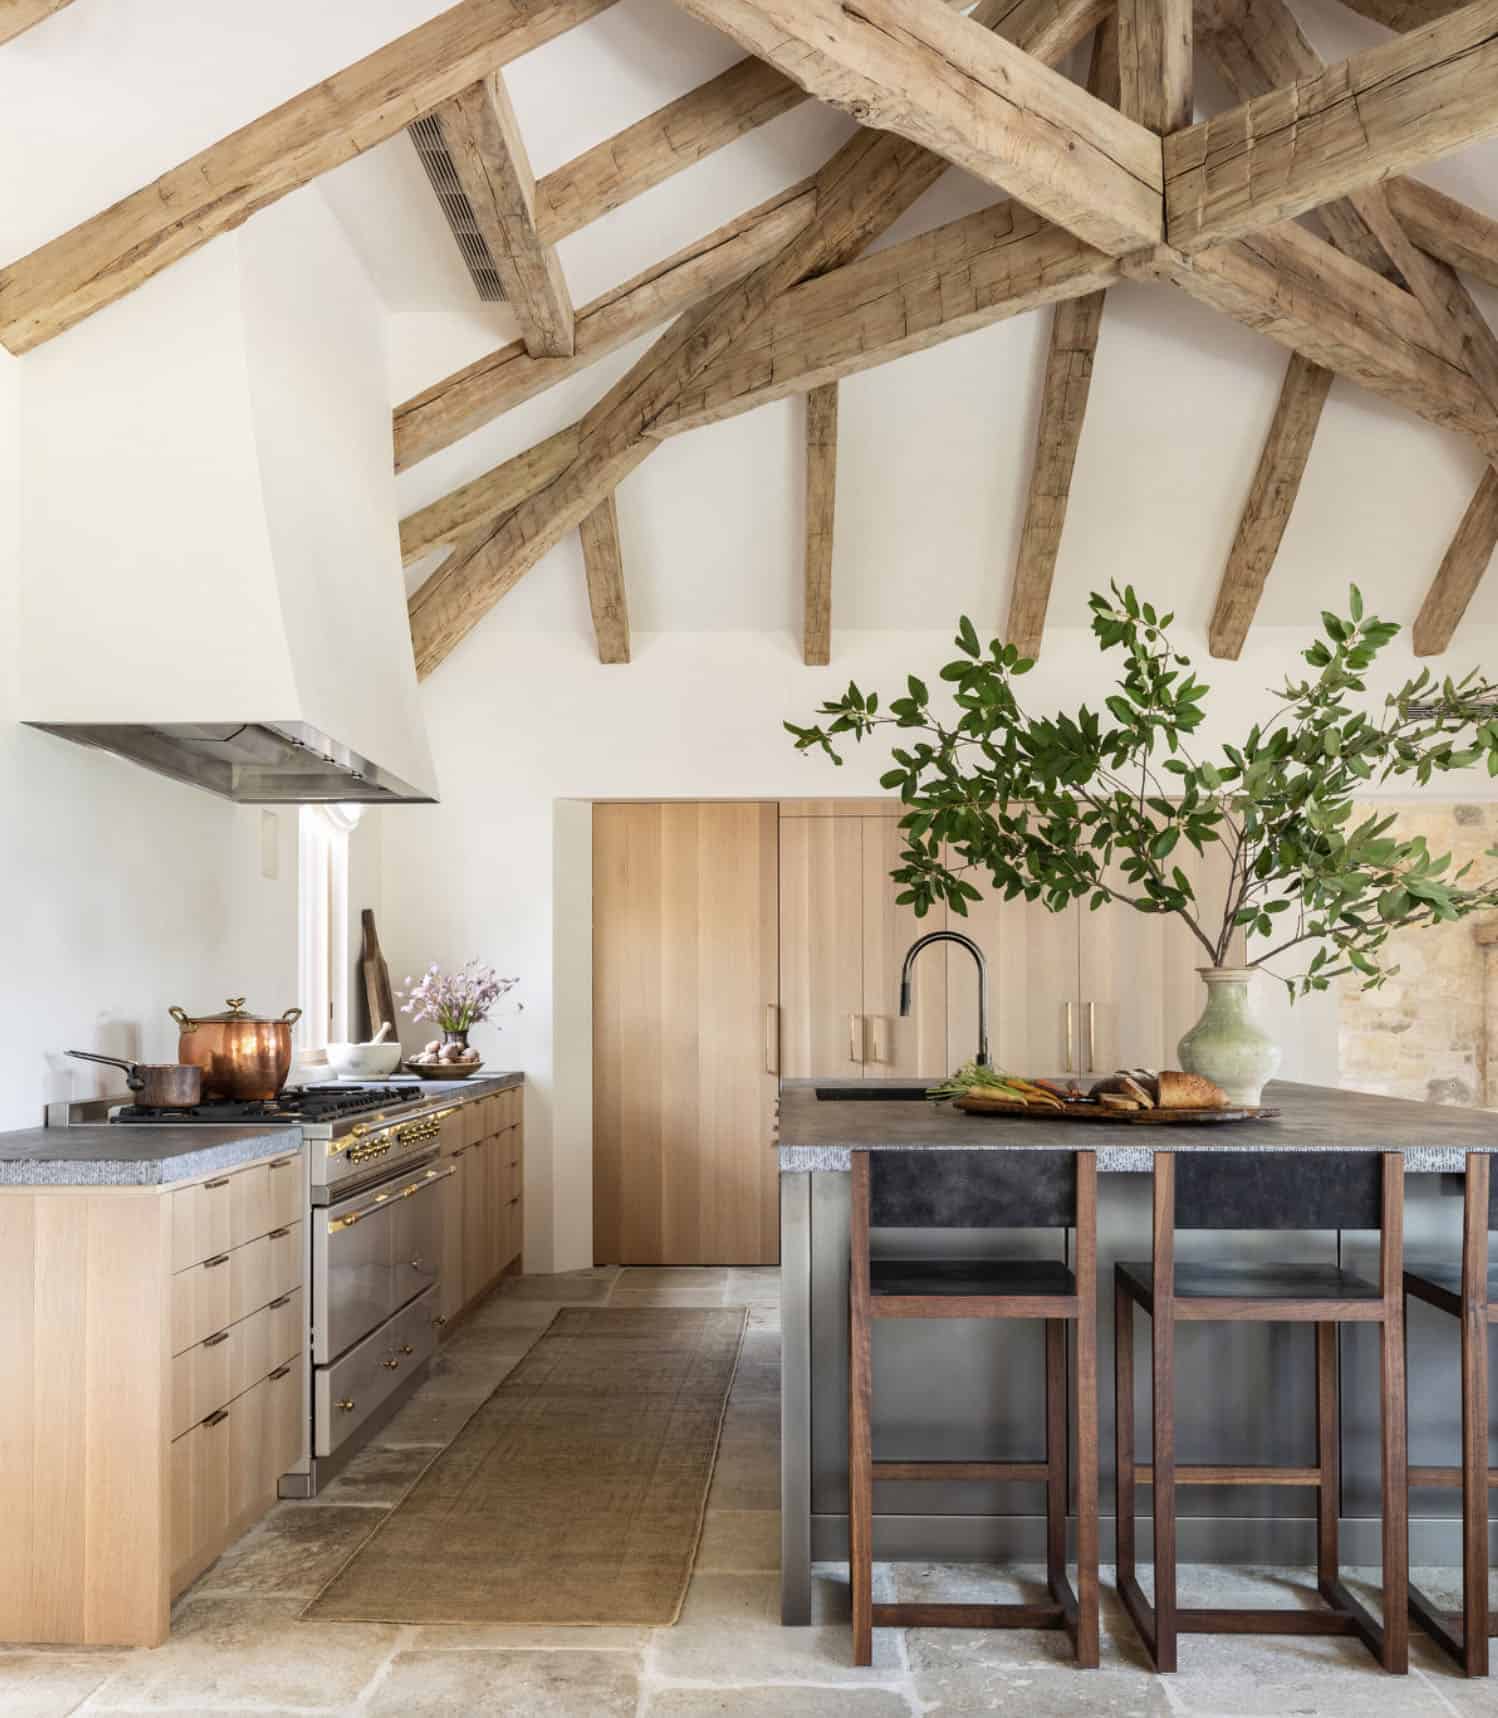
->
[0, 1125, 308, 1188]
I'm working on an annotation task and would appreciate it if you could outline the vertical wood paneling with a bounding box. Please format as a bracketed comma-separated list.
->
[777, 817, 865, 1079]
[861, 817, 946, 1077]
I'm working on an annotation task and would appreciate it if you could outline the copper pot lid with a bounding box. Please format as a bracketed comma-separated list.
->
[171, 997, 303, 1029]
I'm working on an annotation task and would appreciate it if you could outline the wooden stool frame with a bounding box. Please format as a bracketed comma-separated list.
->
[848, 1148, 1100, 1668]
[1405, 1151, 1493, 1676]
[1115, 1150, 1408, 1675]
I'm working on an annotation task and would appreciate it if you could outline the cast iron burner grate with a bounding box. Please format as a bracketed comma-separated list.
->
[111, 1084, 416, 1125]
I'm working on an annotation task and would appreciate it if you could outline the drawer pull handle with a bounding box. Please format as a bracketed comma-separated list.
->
[337, 1398, 355, 1412]
[434, 1315, 448, 1328]
[382, 1356, 400, 1370]
[204, 1177, 230, 1190]
[203, 1329, 231, 1348]
[268, 1227, 291, 1239]
[269, 1158, 293, 1170]
[269, 1294, 292, 1309]
[204, 1253, 229, 1269]
[203, 1408, 229, 1428]
[509, 1197, 520, 1207]
[269, 1364, 292, 1381]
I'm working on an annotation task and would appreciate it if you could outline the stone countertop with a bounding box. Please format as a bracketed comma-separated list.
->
[388, 1070, 522, 1098]
[778, 1078, 1498, 1173]
[0, 1125, 305, 1188]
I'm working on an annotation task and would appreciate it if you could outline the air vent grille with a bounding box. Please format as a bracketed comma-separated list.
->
[408, 114, 506, 303]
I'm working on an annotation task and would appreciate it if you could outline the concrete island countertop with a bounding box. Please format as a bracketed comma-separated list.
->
[778, 1078, 1498, 1174]
[0, 1069, 524, 1188]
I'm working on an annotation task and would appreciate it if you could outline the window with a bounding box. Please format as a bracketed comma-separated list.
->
[297, 804, 361, 1052]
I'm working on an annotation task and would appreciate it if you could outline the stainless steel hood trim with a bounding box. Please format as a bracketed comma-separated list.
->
[25, 719, 437, 805]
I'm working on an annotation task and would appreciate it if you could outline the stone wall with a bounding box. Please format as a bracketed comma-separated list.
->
[1337, 801, 1498, 1109]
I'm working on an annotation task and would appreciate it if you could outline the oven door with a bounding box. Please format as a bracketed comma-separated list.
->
[314, 1158, 452, 1363]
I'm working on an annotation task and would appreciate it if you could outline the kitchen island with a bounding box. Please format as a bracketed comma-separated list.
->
[778, 1078, 1498, 1623]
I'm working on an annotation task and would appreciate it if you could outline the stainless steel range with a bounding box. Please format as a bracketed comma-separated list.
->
[69, 1079, 470, 1492]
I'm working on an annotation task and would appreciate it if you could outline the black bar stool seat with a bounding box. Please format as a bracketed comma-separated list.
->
[1116, 1259, 1381, 1305]
[871, 1258, 1076, 1298]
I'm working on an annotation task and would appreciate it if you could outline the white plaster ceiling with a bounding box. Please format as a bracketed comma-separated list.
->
[5, 0, 1498, 655]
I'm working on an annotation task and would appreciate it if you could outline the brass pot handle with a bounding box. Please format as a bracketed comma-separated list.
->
[281, 1006, 303, 1024]
[169, 1005, 199, 1032]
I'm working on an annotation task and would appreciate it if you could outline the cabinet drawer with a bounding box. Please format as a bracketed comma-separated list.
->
[500, 1088, 521, 1131]
[171, 1176, 233, 1273]
[267, 1221, 302, 1303]
[506, 1197, 522, 1268]
[170, 1410, 231, 1597]
[459, 1100, 483, 1150]
[230, 1165, 272, 1249]
[266, 1153, 301, 1230]
[230, 1235, 271, 1323]
[172, 1252, 234, 1354]
[315, 1284, 437, 1458]
[227, 1306, 271, 1401]
[227, 1377, 273, 1540]
[265, 1359, 304, 1493]
[505, 1155, 522, 1203]
[268, 1288, 303, 1369]
[171, 1326, 233, 1439]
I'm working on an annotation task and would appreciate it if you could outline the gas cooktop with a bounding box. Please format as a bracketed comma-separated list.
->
[110, 1083, 424, 1130]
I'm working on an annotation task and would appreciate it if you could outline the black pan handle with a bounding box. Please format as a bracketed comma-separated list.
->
[66, 1049, 145, 1092]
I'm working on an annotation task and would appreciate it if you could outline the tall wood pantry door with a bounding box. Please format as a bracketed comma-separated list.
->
[592, 802, 780, 1265]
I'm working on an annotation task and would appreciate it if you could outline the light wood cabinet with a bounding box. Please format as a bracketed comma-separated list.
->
[430, 1083, 524, 1338]
[779, 814, 863, 1079]
[861, 816, 947, 1075]
[438, 1147, 467, 1329]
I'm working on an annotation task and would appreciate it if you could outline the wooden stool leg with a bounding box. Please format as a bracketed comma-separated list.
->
[1316, 1322, 1340, 1604]
[1461, 1155, 1490, 1677]
[1151, 1159, 1177, 1674]
[849, 1155, 874, 1667]
[1380, 1155, 1409, 1676]
[1045, 1318, 1067, 1596]
[1073, 1163, 1099, 1669]
[1115, 1281, 1135, 1593]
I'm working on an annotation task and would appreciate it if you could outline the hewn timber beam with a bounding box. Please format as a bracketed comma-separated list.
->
[1007, 18, 1120, 659]
[579, 494, 630, 663]
[1208, 354, 1333, 659]
[394, 184, 815, 471]
[1332, 0, 1473, 30]
[533, 57, 805, 243]
[670, 0, 1163, 256]
[1165, 0, 1498, 254]
[1126, 224, 1491, 437]
[408, 0, 1109, 676]
[1413, 469, 1498, 654]
[1, 0, 75, 45]
[430, 72, 574, 355]
[401, 426, 581, 564]
[1120, 0, 1190, 131]
[803, 384, 838, 666]
[1385, 178, 1498, 294]
[0, 0, 618, 354]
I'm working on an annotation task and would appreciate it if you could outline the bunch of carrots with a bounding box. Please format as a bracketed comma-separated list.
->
[925, 1063, 1078, 1109]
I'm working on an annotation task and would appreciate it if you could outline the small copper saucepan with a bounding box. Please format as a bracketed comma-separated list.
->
[67, 1050, 203, 1108]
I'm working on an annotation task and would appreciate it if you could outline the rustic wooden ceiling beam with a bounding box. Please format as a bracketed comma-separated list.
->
[394, 184, 815, 471]
[1165, 0, 1498, 254]
[1385, 178, 1498, 294]
[802, 383, 838, 667]
[670, 0, 1163, 256]
[400, 427, 581, 564]
[1, 0, 75, 46]
[1413, 470, 1498, 654]
[430, 72, 574, 354]
[408, 0, 1108, 677]
[1120, 0, 1191, 131]
[0, 0, 618, 354]
[579, 494, 631, 663]
[1007, 18, 1121, 660]
[1328, 0, 1473, 30]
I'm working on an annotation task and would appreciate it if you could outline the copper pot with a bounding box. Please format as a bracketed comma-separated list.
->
[169, 997, 303, 1101]
[67, 1050, 203, 1108]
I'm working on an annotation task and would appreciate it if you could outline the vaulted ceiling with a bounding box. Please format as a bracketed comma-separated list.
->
[4, 0, 1498, 669]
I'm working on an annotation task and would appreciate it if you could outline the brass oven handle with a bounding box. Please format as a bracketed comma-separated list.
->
[328, 1165, 456, 1230]
[1063, 1002, 1075, 1074]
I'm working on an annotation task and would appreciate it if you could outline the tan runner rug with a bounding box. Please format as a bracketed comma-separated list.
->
[303, 1305, 747, 1627]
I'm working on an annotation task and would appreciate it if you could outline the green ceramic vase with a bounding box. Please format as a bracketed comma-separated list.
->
[1176, 966, 1280, 1107]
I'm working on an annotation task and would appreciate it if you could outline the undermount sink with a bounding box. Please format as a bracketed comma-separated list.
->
[814, 1085, 931, 1101]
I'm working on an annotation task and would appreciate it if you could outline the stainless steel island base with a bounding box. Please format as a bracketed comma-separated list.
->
[778, 1080, 1498, 1625]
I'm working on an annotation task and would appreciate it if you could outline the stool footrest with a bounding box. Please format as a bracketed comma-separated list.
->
[1408, 1465, 1498, 1488]
[873, 1294, 1078, 1320]
[871, 1602, 1066, 1631]
[872, 1460, 1049, 1483]
[1137, 1464, 1323, 1488]
[1177, 1607, 1359, 1636]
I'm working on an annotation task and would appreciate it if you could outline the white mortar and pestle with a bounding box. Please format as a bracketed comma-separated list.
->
[325, 1021, 403, 1080]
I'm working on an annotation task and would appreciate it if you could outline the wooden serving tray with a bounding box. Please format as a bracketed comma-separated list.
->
[952, 1094, 1279, 1125]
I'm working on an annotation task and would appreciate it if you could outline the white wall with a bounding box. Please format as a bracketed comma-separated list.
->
[378, 617, 1498, 1272]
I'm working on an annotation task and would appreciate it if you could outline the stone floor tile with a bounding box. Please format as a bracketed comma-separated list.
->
[707, 1440, 780, 1511]
[189, 1505, 382, 1602]
[375, 1391, 486, 1447]
[747, 1305, 781, 1331]
[653, 1572, 902, 1682]
[365, 1647, 641, 1716]
[908, 1649, 1172, 1717]
[500, 1273, 614, 1303]
[646, 1687, 911, 1716]
[420, 1348, 516, 1398]
[0, 1652, 125, 1717]
[615, 1268, 736, 1290]
[461, 1295, 565, 1331]
[695, 1509, 782, 1573]
[607, 1288, 730, 1308]
[413, 1623, 653, 1651]
[301, 1442, 438, 1509]
[81, 1596, 399, 1710]
[439, 1324, 540, 1363]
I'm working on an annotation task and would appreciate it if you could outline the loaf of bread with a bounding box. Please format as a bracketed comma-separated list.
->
[1157, 1069, 1229, 1109]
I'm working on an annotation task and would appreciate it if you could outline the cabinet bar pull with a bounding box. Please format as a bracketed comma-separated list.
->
[204, 1178, 230, 1190]
[203, 1329, 230, 1348]
[268, 1364, 291, 1381]
[269, 1294, 291, 1309]
[203, 1408, 229, 1428]
[268, 1226, 291, 1239]
[204, 1253, 229, 1269]
[849, 1013, 864, 1064]
[269, 1158, 293, 1170]
[871, 1017, 888, 1065]
[1063, 1002, 1075, 1074]
[1086, 1000, 1097, 1073]
[764, 1003, 779, 1076]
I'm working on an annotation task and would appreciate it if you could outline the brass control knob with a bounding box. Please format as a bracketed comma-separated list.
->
[400, 1342, 415, 1355]
[382, 1356, 400, 1370]
[337, 1398, 356, 1412]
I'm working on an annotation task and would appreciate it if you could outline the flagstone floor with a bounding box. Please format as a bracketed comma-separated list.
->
[1, 1265, 1493, 1715]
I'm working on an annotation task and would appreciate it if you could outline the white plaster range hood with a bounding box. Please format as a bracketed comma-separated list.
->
[18, 194, 439, 807]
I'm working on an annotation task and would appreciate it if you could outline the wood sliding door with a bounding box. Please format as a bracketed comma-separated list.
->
[592, 802, 780, 1265]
